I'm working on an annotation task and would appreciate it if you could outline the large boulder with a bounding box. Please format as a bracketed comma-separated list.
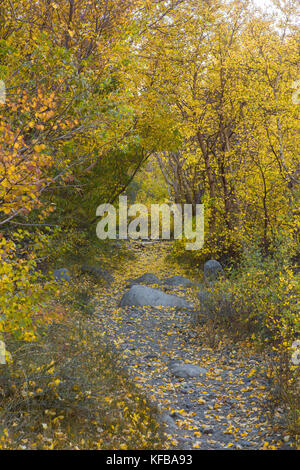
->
[127, 273, 160, 287]
[81, 265, 113, 283]
[203, 259, 224, 282]
[53, 268, 71, 282]
[119, 285, 192, 308]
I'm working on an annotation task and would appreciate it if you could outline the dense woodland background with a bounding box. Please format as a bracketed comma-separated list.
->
[0, 0, 299, 449]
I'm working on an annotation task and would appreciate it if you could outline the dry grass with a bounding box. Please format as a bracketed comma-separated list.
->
[0, 288, 165, 450]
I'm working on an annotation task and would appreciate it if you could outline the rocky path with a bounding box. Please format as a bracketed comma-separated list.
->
[92, 241, 286, 450]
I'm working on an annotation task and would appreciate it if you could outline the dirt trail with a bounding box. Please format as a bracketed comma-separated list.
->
[92, 241, 286, 450]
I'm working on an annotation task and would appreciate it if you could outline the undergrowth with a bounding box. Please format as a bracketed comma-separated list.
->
[0, 309, 164, 449]
[0, 240, 164, 450]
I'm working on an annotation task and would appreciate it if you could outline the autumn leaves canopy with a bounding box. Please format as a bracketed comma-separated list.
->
[0, 0, 299, 338]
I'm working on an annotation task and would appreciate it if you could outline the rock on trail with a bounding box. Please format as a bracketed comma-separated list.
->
[168, 362, 207, 378]
[203, 259, 224, 282]
[126, 272, 160, 287]
[119, 284, 193, 308]
[162, 275, 196, 287]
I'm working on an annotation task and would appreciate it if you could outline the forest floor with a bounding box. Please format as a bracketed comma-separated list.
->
[91, 240, 290, 450]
